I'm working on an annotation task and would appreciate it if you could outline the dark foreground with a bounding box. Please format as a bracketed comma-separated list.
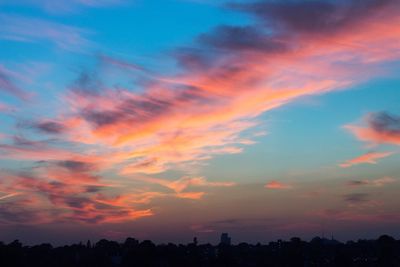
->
[1, 235, 399, 267]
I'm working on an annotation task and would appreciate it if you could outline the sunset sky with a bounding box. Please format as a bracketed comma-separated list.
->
[1, 0, 400, 245]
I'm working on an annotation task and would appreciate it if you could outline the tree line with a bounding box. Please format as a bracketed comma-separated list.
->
[0, 235, 399, 266]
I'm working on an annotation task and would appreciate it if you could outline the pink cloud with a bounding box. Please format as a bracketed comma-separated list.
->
[265, 180, 292, 190]
[345, 112, 400, 146]
[339, 151, 394, 168]
[0, 170, 153, 224]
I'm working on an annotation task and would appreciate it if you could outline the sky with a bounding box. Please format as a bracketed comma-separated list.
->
[0, 0, 400, 245]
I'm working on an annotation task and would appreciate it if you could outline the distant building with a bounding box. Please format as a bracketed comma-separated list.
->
[220, 233, 231, 245]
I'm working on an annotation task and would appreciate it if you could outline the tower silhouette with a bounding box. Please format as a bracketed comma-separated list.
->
[220, 233, 231, 245]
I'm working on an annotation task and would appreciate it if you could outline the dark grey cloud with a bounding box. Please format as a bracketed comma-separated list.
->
[0, 192, 48, 225]
[174, 47, 217, 71]
[198, 25, 288, 53]
[343, 193, 370, 203]
[56, 160, 94, 172]
[33, 121, 66, 134]
[80, 96, 172, 128]
[172, 0, 400, 89]
[0, 204, 42, 224]
[85, 185, 104, 193]
[11, 136, 50, 150]
[367, 112, 400, 136]
[70, 71, 103, 96]
[230, 0, 397, 35]
[17, 119, 67, 135]
[71, 74, 207, 129]
[81, 109, 122, 127]
[64, 196, 92, 209]
[347, 180, 369, 187]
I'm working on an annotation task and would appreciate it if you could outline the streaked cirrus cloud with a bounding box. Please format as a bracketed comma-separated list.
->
[0, 65, 31, 100]
[0, 14, 92, 51]
[339, 151, 394, 168]
[0, 0, 125, 14]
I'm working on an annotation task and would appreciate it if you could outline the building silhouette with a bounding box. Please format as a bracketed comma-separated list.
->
[0, 235, 399, 266]
[220, 233, 231, 245]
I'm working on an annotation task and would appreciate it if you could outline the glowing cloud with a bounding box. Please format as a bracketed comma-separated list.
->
[265, 181, 292, 190]
[345, 112, 400, 146]
[339, 151, 394, 168]
[0, 192, 21, 201]
[134, 176, 235, 200]
[0, 170, 152, 224]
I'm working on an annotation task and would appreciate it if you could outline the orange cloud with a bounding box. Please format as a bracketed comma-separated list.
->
[339, 151, 394, 168]
[0, 169, 153, 225]
[345, 112, 400, 146]
[176, 192, 205, 200]
[94, 191, 168, 207]
[131, 176, 235, 200]
[265, 180, 292, 190]
[3, 0, 400, 224]
[168, 176, 236, 193]
[346, 125, 400, 146]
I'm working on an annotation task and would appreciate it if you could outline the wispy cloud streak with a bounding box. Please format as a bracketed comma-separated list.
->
[0, 14, 91, 51]
[0, 65, 30, 100]
[339, 151, 394, 168]
[1, 0, 125, 14]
